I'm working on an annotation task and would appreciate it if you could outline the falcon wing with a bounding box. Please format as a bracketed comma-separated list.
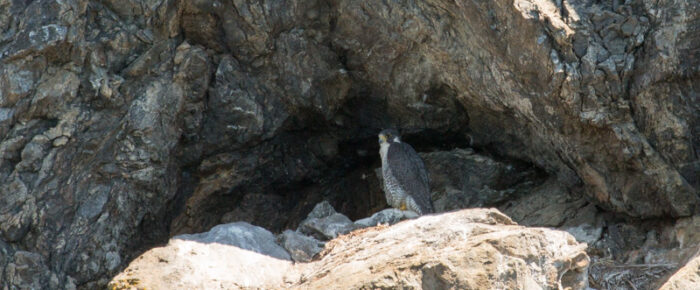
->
[386, 142, 433, 213]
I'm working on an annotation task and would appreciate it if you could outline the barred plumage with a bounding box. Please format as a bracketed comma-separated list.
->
[378, 129, 434, 215]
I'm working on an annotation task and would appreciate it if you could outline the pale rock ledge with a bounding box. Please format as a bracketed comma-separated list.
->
[109, 208, 589, 289]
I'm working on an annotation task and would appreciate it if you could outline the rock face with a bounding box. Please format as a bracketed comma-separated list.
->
[381, 148, 545, 212]
[0, 0, 697, 288]
[327, 0, 699, 218]
[660, 253, 700, 290]
[110, 208, 590, 289]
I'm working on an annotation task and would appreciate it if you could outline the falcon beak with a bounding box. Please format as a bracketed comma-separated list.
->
[379, 134, 387, 143]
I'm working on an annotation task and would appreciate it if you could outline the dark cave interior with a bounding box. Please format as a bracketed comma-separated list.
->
[146, 88, 555, 247]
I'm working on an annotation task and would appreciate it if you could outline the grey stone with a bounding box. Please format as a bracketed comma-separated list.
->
[277, 230, 324, 263]
[76, 185, 111, 220]
[0, 108, 13, 123]
[299, 213, 355, 241]
[304, 200, 337, 220]
[298, 201, 356, 240]
[354, 208, 419, 228]
[111, 209, 590, 289]
[426, 148, 540, 211]
[0, 178, 33, 242]
[175, 222, 291, 261]
[564, 224, 604, 246]
[4, 251, 53, 290]
[0, 58, 44, 107]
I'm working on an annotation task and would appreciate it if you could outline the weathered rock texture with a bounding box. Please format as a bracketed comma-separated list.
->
[398, 148, 544, 212]
[175, 221, 292, 260]
[0, 0, 697, 288]
[580, 214, 700, 289]
[110, 222, 296, 290]
[277, 229, 324, 263]
[110, 209, 590, 289]
[660, 251, 700, 290]
[297, 200, 356, 240]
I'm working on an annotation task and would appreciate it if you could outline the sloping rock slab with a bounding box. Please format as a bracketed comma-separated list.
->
[659, 252, 700, 290]
[175, 221, 292, 260]
[110, 209, 589, 289]
[109, 238, 295, 289]
[299, 208, 589, 289]
[110, 222, 293, 289]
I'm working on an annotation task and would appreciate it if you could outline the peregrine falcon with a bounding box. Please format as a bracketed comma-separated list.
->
[378, 129, 434, 215]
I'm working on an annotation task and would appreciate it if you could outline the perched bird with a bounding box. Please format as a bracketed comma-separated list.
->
[378, 129, 434, 215]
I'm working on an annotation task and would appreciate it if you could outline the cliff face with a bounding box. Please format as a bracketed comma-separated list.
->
[0, 0, 697, 288]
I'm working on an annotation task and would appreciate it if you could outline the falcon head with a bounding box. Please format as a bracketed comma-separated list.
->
[378, 129, 401, 144]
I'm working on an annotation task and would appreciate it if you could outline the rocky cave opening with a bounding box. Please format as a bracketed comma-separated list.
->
[2, 0, 697, 288]
[158, 84, 521, 239]
[125, 1, 570, 255]
[131, 75, 691, 289]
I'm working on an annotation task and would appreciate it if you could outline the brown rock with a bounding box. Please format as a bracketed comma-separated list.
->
[110, 209, 590, 289]
[659, 252, 700, 290]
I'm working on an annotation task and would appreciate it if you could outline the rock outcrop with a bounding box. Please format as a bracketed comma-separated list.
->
[297, 201, 357, 240]
[175, 222, 292, 261]
[375, 148, 545, 213]
[0, 0, 696, 288]
[660, 252, 700, 290]
[326, 0, 698, 218]
[110, 222, 295, 290]
[110, 208, 590, 289]
[277, 230, 324, 263]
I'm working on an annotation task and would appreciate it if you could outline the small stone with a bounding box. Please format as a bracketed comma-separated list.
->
[620, 17, 639, 37]
[174, 222, 291, 261]
[277, 230, 324, 263]
[354, 208, 418, 228]
[298, 201, 356, 240]
[52, 136, 69, 147]
[304, 201, 337, 219]
[564, 223, 603, 245]
[299, 213, 355, 240]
